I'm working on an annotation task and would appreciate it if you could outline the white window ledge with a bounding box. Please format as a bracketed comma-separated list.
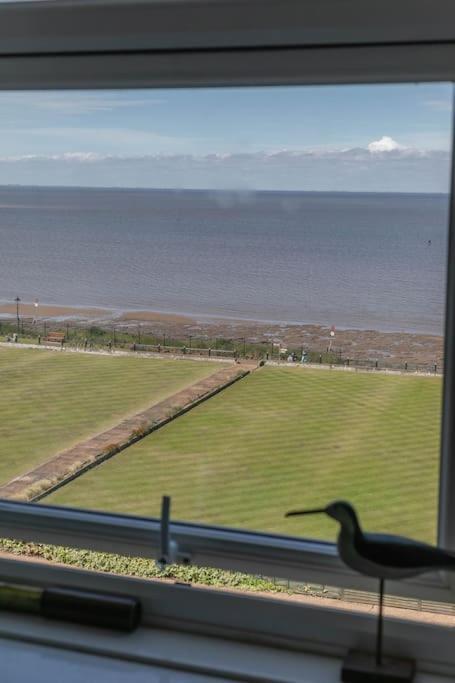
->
[0, 611, 451, 683]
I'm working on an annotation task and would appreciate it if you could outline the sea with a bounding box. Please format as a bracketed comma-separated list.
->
[0, 186, 449, 335]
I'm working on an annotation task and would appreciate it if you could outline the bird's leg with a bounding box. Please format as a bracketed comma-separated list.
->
[376, 578, 385, 668]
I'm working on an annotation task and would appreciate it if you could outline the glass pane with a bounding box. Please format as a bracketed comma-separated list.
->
[0, 84, 451, 548]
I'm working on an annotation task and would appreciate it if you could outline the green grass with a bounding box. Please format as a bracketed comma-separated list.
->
[0, 347, 216, 486]
[48, 367, 442, 544]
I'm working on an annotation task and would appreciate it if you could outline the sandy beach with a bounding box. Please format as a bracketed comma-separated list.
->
[0, 303, 112, 319]
[0, 302, 443, 367]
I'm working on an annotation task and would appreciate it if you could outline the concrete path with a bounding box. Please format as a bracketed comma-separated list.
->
[0, 363, 252, 502]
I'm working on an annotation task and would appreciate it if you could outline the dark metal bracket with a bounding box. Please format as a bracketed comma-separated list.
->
[157, 495, 191, 568]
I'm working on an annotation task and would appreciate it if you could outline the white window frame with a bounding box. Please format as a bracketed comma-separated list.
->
[0, 1, 455, 668]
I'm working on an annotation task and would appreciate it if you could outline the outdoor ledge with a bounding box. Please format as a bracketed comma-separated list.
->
[0, 609, 450, 683]
[1, 550, 455, 674]
[4, 545, 455, 628]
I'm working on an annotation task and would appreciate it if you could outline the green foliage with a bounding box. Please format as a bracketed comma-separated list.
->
[306, 350, 342, 365]
[0, 538, 287, 593]
[87, 326, 105, 338]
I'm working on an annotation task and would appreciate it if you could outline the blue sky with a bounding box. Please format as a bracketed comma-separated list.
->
[0, 83, 452, 191]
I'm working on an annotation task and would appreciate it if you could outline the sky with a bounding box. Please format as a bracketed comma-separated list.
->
[0, 82, 452, 192]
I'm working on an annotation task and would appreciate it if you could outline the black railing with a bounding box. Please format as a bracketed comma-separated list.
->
[0, 317, 443, 374]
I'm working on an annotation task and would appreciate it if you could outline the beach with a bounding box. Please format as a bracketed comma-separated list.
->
[112, 311, 446, 366]
[0, 302, 443, 367]
[0, 302, 112, 319]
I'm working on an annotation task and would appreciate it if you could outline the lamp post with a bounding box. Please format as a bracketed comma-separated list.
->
[237, 337, 246, 356]
[328, 324, 335, 353]
[14, 296, 21, 333]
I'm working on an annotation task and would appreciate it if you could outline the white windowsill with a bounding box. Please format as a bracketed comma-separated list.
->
[0, 611, 451, 683]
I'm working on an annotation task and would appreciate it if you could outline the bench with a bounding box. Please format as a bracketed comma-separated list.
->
[43, 332, 65, 345]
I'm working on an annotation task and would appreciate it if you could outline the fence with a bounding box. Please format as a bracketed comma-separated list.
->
[263, 346, 442, 375]
[0, 317, 443, 373]
[130, 343, 235, 358]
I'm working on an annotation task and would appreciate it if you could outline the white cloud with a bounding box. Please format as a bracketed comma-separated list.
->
[367, 136, 405, 153]
[0, 126, 204, 157]
[0, 152, 105, 163]
[19, 126, 185, 147]
[0, 141, 449, 193]
[0, 93, 166, 114]
[423, 98, 452, 112]
[0, 144, 447, 165]
[36, 96, 166, 114]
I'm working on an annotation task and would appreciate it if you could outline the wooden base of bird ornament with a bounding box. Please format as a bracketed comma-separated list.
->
[342, 651, 415, 683]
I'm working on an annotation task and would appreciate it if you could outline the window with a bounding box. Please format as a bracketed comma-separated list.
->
[0, 83, 447, 551]
[1, 1, 455, 672]
[0, 78, 453, 597]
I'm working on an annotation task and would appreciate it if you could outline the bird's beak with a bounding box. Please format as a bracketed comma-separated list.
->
[285, 507, 327, 517]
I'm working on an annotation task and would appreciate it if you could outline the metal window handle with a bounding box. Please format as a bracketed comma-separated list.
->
[157, 495, 190, 568]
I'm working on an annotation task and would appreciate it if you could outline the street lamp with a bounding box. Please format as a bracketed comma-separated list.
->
[236, 337, 246, 356]
[14, 296, 21, 333]
[328, 324, 336, 352]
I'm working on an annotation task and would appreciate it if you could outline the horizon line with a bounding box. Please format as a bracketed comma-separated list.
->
[0, 184, 448, 196]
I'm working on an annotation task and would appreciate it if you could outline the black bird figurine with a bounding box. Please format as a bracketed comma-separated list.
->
[285, 500, 455, 682]
[286, 500, 455, 579]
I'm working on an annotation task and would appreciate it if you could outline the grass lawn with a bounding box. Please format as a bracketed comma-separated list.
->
[0, 347, 216, 486]
[48, 366, 442, 544]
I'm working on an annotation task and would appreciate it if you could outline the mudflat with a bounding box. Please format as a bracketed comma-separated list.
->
[1, 301, 444, 366]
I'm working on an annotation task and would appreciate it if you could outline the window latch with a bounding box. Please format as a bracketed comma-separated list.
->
[157, 495, 191, 568]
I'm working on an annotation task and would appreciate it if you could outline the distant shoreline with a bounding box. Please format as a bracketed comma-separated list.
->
[0, 300, 444, 335]
[0, 303, 113, 320]
[0, 185, 448, 197]
[0, 301, 444, 367]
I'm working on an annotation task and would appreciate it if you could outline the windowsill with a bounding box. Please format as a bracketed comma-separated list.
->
[0, 611, 451, 683]
[2, 551, 455, 677]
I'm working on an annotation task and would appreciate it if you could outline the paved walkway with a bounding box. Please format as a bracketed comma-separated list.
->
[0, 363, 251, 501]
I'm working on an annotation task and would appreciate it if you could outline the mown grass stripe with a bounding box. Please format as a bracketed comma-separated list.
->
[0, 347, 216, 486]
[49, 367, 442, 544]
